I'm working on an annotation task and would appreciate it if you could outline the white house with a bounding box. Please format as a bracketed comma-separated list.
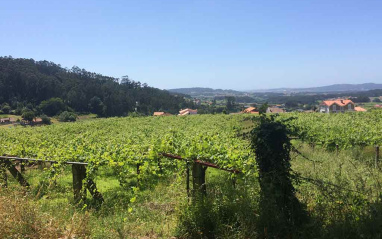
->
[178, 108, 197, 116]
[319, 99, 355, 113]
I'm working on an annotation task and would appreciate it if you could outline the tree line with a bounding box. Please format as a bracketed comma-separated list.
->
[0, 56, 194, 118]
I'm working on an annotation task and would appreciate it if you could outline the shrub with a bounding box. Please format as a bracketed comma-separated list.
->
[1, 103, 11, 114]
[40, 98, 66, 116]
[128, 112, 144, 117]
[22, 110, 35, 122]
[40, 114, 51, 125]
[58, 111, 77, 122]
[15, 107, 23, 115]
[176, 174, 259, 239]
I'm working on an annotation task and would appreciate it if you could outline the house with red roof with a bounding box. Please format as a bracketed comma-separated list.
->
[242, 107, 259, 114]
[153, 112, 172, 116]
[319, 99, 355, 113]
[178, 108, 197, 116]
[266, 107, 285, 113]
[354, 107, 367, 112]
[0, 117, 16, 124]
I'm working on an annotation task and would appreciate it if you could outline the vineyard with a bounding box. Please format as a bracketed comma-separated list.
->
[0, 115, 254, 179]
[0, 112, 382, 238]
[278, 110, 382, 149]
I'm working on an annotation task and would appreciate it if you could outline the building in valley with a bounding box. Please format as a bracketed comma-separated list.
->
[178, 108, 198, 116]
[319, 99, 355, 113]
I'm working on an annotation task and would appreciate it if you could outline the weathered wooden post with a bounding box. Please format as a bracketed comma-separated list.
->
[72, 164, 86, 203]
[86, 179, 104, 204]
[21, 149, 26, 173]
[157, 158, 162, 172]
[37, 161, 43, 170]
[192, 162, 207, 196]
[20, 162, 25, 173]
[186, 161, 190, 197]
[0, 161, 7, 187]
[4, 160, 29, 187]
[376, 146, 380, 169]
[336, 144, 339, 156]
[137, 163, 141, 175]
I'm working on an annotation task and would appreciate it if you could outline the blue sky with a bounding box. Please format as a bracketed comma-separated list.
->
[1, 0, 382, 90]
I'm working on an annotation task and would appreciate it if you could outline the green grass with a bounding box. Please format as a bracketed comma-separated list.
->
[1, 165, 185, 238]
[1, 144, 382, 238]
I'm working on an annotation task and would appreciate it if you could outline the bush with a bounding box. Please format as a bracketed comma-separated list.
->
[176, 174, 258, 239]
[128, 112, 144, 117]
[40, 114, 51, 125]
[58, 111, 77, 122]
[15, 107, 23, 115]
[1, 103, 11, 114]
[22, 110, 35, 122]
[40, 98, 66, 116]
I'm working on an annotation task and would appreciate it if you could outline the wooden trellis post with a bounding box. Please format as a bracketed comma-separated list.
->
[192, 162, 207, 196]
[20, 162, 25, 173]
[159, 152, 241, 197]
[186, 161, 190, 197]
[0, 156, 103, 205]
[72, 164, 86, 203]
[71, 164, 104, 204]
[157, 158, 162, 172]
[4, 160, 29, 187]
[87, 179, 104, 204]
[0, 161, 7, 187]
[137, 163, 141, 175]
[21, 149, 26, 173]
[232, 177, 236, 189]
[376, 146, 380, 169]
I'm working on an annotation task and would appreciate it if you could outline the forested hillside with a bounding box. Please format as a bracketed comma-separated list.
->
[0, 56, 193, 117]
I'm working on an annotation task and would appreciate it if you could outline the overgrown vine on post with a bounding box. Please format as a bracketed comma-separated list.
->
[251, 114, 307, 237]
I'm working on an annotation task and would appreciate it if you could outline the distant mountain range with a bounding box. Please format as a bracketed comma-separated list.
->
[168, 83, 382, 97]
[168, 87, 245, 97]
[250, 83, 382, 93]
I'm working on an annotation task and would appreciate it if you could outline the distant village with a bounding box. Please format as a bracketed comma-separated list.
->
[0, 117, 44, 126]
[153, 96, 382, 116]
[2, 97, 381, 125]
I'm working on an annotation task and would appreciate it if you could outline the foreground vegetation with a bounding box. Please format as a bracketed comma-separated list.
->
[1, 143, 381, 238]
[0, 113, 381, 238]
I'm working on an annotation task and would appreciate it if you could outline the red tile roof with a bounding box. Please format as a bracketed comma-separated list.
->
[354, 107, 367, 112]
[321, 99, 354, 107]
[268, 107, 285, 113]
[242, 107, 258, 113]
[153, 112, 172, 116]
[178, 108, 197, 115]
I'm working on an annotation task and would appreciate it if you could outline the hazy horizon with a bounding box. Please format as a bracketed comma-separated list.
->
[1, 1, 382, 90]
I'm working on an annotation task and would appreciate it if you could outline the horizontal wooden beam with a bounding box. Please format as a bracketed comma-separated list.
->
[0, 156, 88, 165]
[160, 153, 241, 174]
